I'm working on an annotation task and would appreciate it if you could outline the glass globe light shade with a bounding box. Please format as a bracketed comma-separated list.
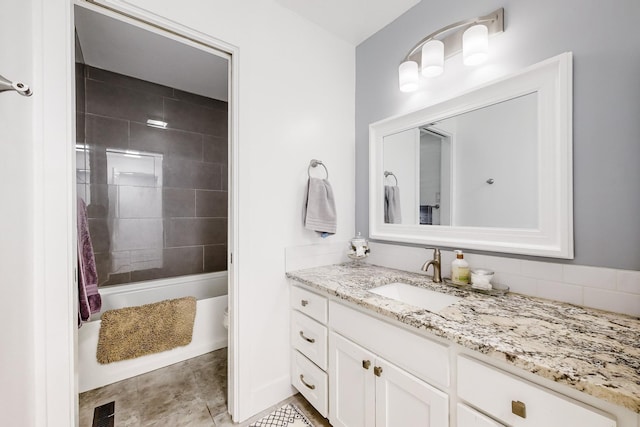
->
[398, 61, 419, 92]
[463, 24, 489, 66]
[421, 39, 444, 77]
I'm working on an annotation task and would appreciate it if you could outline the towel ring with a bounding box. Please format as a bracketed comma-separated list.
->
[308, 159, 329, 179]
[384, 171, 398, 185]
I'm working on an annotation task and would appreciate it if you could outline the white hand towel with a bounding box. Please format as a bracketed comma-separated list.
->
[303, 177, 337, 236]
[384, 185, 402, 224]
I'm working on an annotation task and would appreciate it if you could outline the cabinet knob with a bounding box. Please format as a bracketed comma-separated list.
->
[300, 374, 316, 390]
[362, 360, 371, 370]
[374, 366, 383, 377]
[299, 330, 315, 343]
[511, 400, 526, 418]
[301, 299, 309, 307]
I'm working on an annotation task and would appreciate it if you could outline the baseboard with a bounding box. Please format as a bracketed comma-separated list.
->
[246, 374, 296, 423]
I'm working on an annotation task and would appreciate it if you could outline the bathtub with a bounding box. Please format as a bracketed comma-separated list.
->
[78, 271, 228, 393]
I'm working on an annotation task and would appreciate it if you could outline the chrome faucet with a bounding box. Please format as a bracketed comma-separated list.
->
[421, 248, 442, 283]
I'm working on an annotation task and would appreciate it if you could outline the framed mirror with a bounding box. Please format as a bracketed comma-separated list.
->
[369, 53, 573, 258]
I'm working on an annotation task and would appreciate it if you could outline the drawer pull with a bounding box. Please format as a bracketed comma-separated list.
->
[374, 366, 383, 377]
[301, 299, 309, 307]
[299, 374, 316, 390]
[362, 360, 371, 370]
[511, 400, 526, 419]
[299, 331, 315, 343]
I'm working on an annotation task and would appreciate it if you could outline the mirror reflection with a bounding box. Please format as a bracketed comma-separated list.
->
[383, 92, 538, 229]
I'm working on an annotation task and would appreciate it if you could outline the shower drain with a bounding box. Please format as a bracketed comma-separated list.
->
[92, 401, 115, 427]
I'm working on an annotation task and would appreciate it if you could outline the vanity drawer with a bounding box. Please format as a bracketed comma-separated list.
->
[291, 310, 328, 370]
[457, 356, 616, 427]
[291, 286, 327, 324]
[329, 300, 449, 388]
[457, 403, 505, 427]
[292, 349, 328, 417]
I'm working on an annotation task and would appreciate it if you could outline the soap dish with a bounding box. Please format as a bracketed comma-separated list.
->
[443, 278, 509, 296]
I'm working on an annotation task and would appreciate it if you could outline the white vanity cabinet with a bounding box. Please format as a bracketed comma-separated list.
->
[289, 282, 627, 427]
[329, 332, 448, 427]
[457, 356, 617, 427]
[290, 286, 329, 417]
[328, 301, 449, 427]
[328, 331, 375, 427]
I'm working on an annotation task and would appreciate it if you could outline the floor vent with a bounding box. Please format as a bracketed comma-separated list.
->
[92, 401, 115, 427]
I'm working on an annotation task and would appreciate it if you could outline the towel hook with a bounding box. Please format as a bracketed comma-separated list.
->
[0, 73, 33, 97]
[384, 171, 398, 186]
[308, 159, 329, 179]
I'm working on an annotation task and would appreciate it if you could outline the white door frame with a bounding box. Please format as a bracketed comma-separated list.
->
[35, 1, 240, 425]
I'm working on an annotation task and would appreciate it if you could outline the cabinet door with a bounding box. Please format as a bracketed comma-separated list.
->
[329, 332, 376, 427]
[458, 403, 505, 427]
[375, 357, 449, 427]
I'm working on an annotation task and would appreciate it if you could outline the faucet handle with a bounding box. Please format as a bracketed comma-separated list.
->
[424, 247, 441, 256]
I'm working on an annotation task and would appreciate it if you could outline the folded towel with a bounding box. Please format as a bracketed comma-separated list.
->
[303, 177, 337, 236]
[384, 185, 402, 224]
[77, 197, 101, 326]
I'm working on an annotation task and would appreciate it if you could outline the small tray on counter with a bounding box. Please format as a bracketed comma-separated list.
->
[443, 278, 509, 296]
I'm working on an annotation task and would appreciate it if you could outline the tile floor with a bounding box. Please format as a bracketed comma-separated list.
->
[79, 348, 331, 426]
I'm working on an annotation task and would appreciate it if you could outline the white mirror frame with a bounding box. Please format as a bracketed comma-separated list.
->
[369, 52, 573, 258]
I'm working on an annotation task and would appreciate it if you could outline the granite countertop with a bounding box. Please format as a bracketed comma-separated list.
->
[286, 262, 640, 413]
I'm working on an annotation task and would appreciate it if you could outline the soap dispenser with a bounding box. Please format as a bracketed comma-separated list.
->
[451, 250, 470, 284]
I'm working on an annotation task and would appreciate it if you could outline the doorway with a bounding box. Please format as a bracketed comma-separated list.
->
[73, 1, 238, 423]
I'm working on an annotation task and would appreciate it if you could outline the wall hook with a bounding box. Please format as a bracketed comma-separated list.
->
[0, 73, 33, 97]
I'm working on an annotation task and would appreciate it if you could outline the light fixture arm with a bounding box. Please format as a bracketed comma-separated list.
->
[402, 8, 504, 64]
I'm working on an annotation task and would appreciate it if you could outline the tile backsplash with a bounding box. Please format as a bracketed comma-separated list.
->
[285, 241, 639, 317]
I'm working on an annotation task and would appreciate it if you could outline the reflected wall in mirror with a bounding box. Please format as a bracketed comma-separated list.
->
[371, 53, 573, 258]
[383, 93, 538, 229]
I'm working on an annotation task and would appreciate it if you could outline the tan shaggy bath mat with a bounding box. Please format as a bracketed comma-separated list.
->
[96, 297, 197, 364]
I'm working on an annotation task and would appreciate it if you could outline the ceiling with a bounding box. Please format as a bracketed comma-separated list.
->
[75, 6, 229, 101]
[274, 0, 421, 45]
[74, 1, 420, 101]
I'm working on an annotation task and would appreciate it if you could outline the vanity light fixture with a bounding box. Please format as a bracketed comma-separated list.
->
[398, 8, 504, 93]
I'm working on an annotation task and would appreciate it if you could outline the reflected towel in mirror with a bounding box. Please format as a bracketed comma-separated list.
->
[384, 185, 402, 224]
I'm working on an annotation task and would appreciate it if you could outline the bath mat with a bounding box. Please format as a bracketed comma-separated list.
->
[96, 297, 196, 364]
[249, 403, 313, 427]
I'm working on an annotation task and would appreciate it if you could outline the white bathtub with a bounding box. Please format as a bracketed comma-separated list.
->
[78, 271, 228, 393]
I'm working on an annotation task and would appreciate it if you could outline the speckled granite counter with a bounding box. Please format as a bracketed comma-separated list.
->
[286, 262, 640, 413]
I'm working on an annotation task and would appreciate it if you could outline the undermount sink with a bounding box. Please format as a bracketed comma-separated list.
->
[369, 282, 462, 312]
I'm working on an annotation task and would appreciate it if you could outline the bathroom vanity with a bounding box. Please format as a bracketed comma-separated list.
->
[287, 263, 640, 427]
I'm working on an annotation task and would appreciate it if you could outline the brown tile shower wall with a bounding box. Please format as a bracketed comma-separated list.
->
[76, 65, 228, 287]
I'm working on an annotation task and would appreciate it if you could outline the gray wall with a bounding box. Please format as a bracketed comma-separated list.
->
[356, 0, 640, 270]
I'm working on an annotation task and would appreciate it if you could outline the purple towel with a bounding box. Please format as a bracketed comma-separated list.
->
[77, 197, 101, 325]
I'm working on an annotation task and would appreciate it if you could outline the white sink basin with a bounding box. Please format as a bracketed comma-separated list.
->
[369, 282, 461, 312]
